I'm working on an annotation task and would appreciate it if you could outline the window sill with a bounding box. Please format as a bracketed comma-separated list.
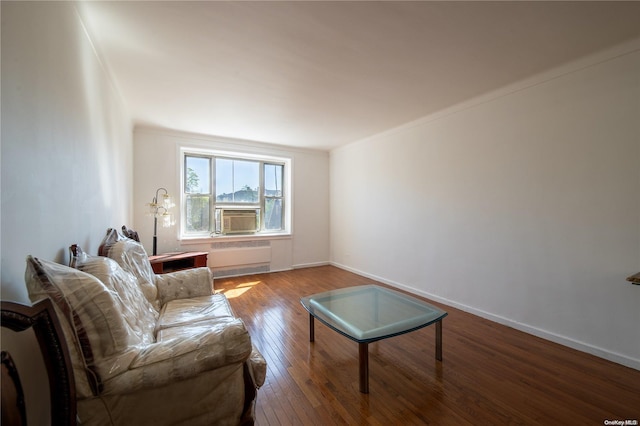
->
[180, 232, 292, 245]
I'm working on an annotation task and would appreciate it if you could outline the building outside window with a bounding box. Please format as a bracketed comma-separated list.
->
[181, 148, 290, 238]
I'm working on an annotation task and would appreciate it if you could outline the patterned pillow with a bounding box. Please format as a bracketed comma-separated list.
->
[24, 257, 96, 397]
[24, 256, 144, 392]
[70, 248, 158, 345]
[98, 229, 159, 310]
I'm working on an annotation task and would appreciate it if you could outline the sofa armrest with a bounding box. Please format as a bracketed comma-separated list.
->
[247, 345, 267, 388]
[155, 267, 213, 305]
[100, 317, 252, 394]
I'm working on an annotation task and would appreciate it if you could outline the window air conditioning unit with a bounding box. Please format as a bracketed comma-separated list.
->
[216, 209, 259, 234]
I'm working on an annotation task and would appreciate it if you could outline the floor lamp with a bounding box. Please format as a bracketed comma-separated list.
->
[148, 187, 175, 255]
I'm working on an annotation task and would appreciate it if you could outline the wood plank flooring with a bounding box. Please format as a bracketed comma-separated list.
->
[215, 265, 640, 425]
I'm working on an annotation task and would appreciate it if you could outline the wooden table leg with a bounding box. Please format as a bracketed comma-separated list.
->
[436, 320, 443, 361]
[359, 342, 369, 394]
[309, 314, 315, 342]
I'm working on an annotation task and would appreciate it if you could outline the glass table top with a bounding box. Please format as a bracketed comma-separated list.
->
[300, 285, 447, 343]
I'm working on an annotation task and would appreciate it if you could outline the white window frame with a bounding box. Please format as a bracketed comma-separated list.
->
[179, 146, 292, 240]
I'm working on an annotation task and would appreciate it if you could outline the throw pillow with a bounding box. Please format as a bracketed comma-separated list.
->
[24, 256, 144, 387]
[70, 247, 158, 345]
[98, 228, 159, 310]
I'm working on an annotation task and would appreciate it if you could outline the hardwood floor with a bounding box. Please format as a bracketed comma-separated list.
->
[215, 266, 640, 425]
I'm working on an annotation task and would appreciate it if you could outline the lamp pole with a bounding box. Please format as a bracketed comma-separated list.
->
[153, 214, 158, 256]
[150, 187, 170, 256]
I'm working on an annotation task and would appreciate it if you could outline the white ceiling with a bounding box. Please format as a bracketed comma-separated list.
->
[77, 1, 640, 151]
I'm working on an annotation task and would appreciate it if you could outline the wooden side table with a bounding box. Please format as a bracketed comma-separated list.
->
[148, 251, 208, 274]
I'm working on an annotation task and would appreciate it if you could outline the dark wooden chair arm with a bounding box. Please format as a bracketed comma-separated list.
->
[1, 298, 77, 425]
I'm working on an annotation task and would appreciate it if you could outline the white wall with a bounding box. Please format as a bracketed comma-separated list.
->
[331, 46, 640, 369]
[1, 2, 133, 422]
[1, 2, 133, 302]
[133, 128, 330, 274]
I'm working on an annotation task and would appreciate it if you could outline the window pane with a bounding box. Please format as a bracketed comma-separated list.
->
[185, 194, 210, 232]
[233, 160, 259, 202]
[264, 164, 283, 197]
[264, 198, 283, 230]
[185, 156, 210, 194]
[215, 159, 233, 200]
[216, 159, 259, 203]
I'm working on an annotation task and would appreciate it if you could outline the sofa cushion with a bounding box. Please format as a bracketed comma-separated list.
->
[155, 317, 252, 364]
[70, 250, 158, 345]
[100, 317, 252, 397]
[157, 294, 235, 331]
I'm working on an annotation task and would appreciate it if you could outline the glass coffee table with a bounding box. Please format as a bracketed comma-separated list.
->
[300, 284, 447, 393]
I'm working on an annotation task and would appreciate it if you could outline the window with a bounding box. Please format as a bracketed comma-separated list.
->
[182, 149, 289, 238]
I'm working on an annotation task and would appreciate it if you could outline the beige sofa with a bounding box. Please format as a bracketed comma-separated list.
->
[25, 230, 266, 425]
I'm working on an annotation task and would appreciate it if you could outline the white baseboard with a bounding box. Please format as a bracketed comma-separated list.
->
[330, 262, 640, 371]
[293, 261, 330, 269]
